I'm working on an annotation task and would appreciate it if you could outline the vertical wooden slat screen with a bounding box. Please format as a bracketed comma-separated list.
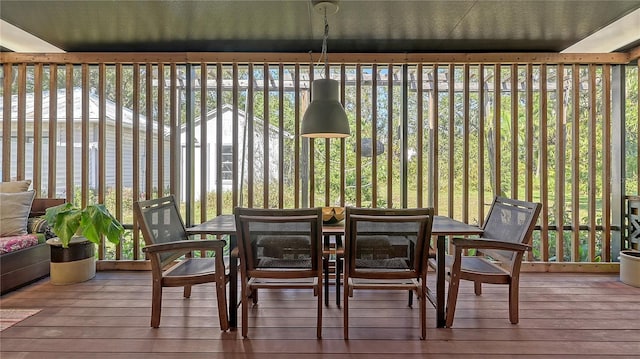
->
[16, 64, 26, 181]
[278, 64, 285, 208]
[478, 64, 485, 224]
[430, 64, 439, 211]
[132, 64, 141, 260]
[602, 65, 611, 262]
[145, 63, 153, 202]
[33, 64, 43, 196]
[0, 53, 635, 267]
[247, 64, 254, 207]
[416, 64, 424, 208]
[637, 63, 640, 196]
[184, 66, 194, 223]
[115, 64, 123, 260]
[525, 65, 534, 261]
[588, 65, 597, 261]
[371, 64, 378, 207]
[571, 64, 580, 262]
[401, 64, 408, 208]
[540, 64, 550, 262]
[215, 63, 223, 214]
[232, 63, 240, 209]
[293, 64, 301, 208]
[556, 64, 566, 262]
[387, 64, 393, 208]
[324, 139, 329, 206]
[157, 63, 164, 198]
[462, 64, 470, 223]
[355, 64, 362, 207]
[447, 64, 456, 253]
[98, 64, 106, 259]
[494, 64, 501, 198]
[263, 63, 269, 208]
[511, 63, 518, 199]
[308, 67, 315, 208]
[200, 63, 208, 221]
[48, 64, 58, 197]
[339, 64, 346, 208]
[2, 64, 11, 181]
[169, 64, 178, 198]
[322, 65, 329, 207]
[526, 64, 534, 202]
[65, 64, 74, 202]
[80, 65, 89, 207]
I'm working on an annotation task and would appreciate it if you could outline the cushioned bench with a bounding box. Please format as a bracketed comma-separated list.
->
[1, 196, 65, 294]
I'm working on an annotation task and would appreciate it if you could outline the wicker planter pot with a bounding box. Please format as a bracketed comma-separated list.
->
[46, 236, 96, 285]
[620, 250, 640, 287]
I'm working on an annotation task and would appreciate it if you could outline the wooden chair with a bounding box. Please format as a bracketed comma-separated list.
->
[343, 207, 434, 340]
[234, 207, 323, 338]
[134, 195, 229, 330]
[430, 196, 542, 327]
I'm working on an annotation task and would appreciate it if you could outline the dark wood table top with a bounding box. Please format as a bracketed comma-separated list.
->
[187, 214, 483, 237]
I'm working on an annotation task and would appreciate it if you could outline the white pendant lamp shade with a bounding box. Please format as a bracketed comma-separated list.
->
[301, 78, 350, 138]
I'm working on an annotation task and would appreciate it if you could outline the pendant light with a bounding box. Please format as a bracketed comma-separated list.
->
[301, 0, 350, 138]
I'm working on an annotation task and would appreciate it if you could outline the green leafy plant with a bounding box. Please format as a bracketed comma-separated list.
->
[45, 203, 124, 248]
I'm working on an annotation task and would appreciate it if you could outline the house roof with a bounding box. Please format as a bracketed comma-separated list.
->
[182, 104, 294, 139]
[1, 88, 154, 131]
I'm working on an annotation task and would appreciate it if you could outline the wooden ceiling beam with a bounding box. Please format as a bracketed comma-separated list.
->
[0, 51, 632, 65]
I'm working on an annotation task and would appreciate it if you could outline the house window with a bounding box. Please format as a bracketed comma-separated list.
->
[221, 145, 233, 181]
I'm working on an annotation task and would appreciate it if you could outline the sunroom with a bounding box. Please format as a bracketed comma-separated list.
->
[1, 1, 640, 357]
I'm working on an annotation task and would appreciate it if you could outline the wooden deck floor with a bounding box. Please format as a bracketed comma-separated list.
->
[1, 271, 639, 358]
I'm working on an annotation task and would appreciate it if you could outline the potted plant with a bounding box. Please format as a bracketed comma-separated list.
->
[44, 203, 124, 284]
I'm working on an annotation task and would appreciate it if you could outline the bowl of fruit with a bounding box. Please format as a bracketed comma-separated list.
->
[322, 207, 345, 225]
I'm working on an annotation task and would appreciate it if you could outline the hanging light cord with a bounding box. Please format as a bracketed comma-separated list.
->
[309, 4, 332, 79]
[312, 6, 330, 78]
[321, 7, 329, 74]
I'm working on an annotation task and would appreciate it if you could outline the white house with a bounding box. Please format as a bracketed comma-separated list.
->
[2, 90, 292, 200]
[180, 104, 292, 198]
[0, 88, 170, 197]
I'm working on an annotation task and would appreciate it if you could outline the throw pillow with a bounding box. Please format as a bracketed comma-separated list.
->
[0, 190, 36, 237]
[0, 180, 32, 193]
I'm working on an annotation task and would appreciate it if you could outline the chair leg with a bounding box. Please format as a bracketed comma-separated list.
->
[343, 278, 349, 340]
[408, 290, 413, 307]
[317, 282, 323, 339]
[216, 280, 229, 331]
[183, 285, 192, 298]
[420, 281, 426, 340]
[336, 256, 342, 307]
[151, 282, 162, 328]
[323, 256, 329, 306]
[242, 281, 249, 338]
[508, 280, 519, 324]
[445, 268, 462, 328]
[474, 281, 482, 295]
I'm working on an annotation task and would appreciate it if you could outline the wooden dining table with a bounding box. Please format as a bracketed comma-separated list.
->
[186, 214, 482, 329]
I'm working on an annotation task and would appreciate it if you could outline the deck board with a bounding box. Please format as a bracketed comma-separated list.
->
[1, 271, 639, 357]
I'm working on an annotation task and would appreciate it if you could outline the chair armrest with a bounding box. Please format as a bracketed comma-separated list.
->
[451, 237, 531, 252]
[142, 239, 226, 254]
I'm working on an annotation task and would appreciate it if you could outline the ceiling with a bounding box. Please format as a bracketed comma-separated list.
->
[1, 0, 640, 54]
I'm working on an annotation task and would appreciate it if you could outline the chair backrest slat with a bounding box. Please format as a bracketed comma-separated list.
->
[481, 197, 542, 264]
